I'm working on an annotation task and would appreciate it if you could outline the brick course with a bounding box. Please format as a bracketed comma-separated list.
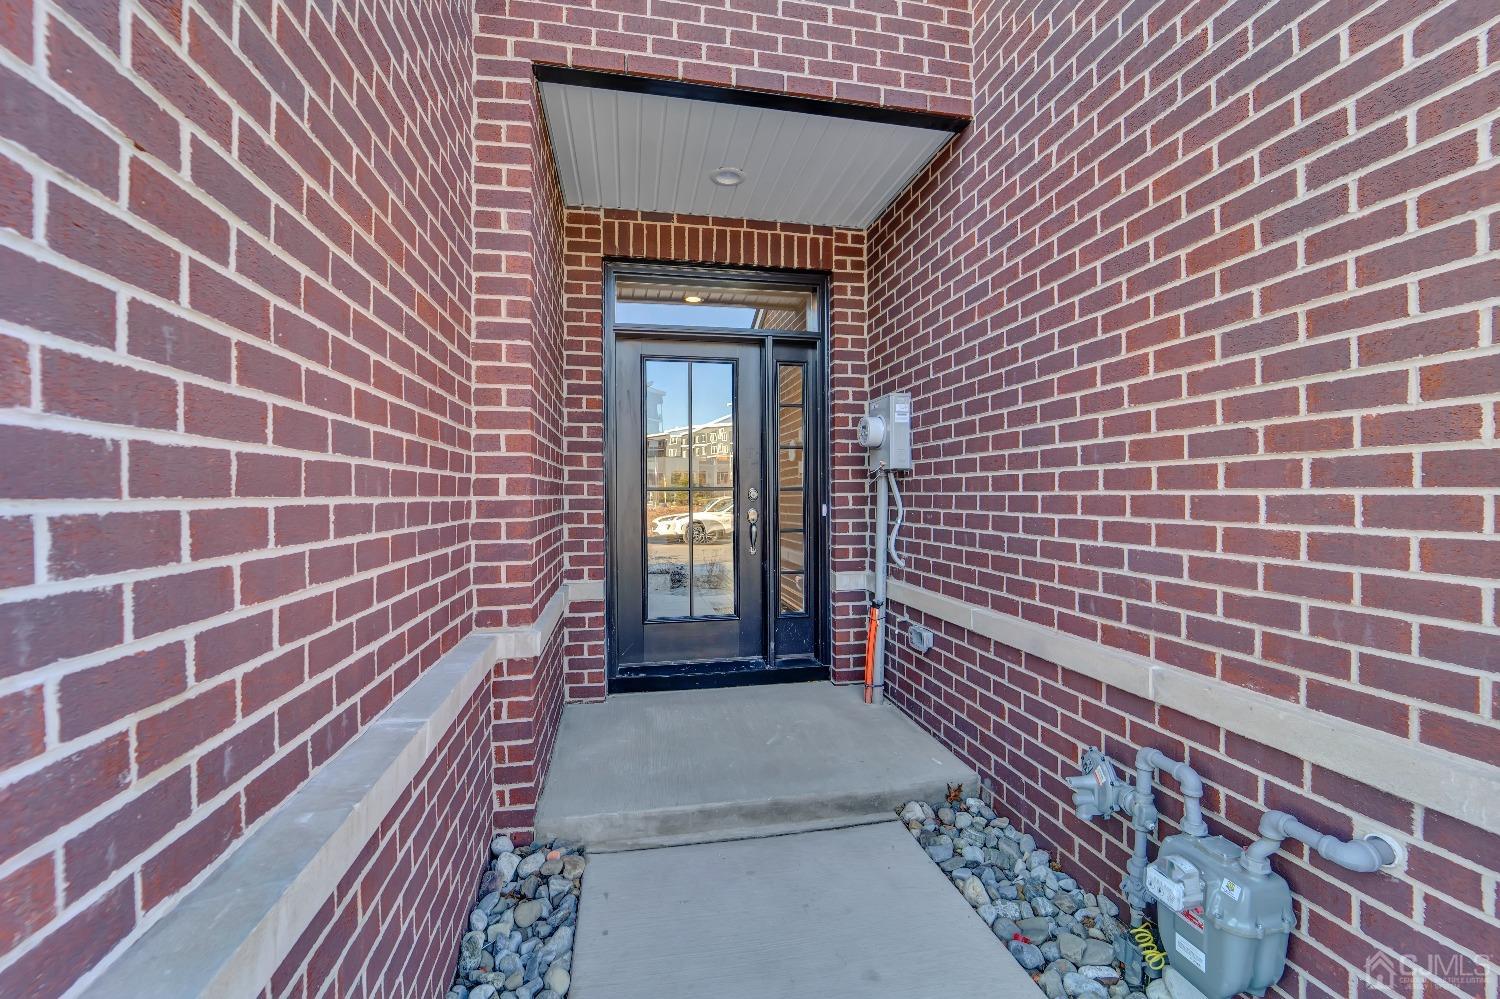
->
[870, 1, 1499, 996]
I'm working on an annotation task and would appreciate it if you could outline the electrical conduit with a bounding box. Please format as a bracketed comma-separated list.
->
[864, 469, 907, 705]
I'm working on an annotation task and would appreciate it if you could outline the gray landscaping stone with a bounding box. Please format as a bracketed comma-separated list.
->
[926, 839, 955, 863]
[513, 900, 542, 929]
[1008, 940, 1045, 970]
[1082, 939, 1115, 965]
[991, 918, 1021, 940]
[1017, 916, 1052, 940]
[1064, 971, 1110, 997]
[496, 852, 521, 883]
[899, 796, 1141, 999]
[1057, 932, 1087, 963]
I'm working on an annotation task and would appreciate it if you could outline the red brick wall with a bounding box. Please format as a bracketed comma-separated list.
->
[0, 0, 475, 990]
[263, 678, 490, 999]
[481, 0, 973, 116]
[559, 208, 872, 700]
[471, 68, 566, 633]
[869, 1, 1499, 996]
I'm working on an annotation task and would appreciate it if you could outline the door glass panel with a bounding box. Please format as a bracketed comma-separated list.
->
[691, 491, 736, 616]
[779, 572, 805, 614]
[645, 489, 691, 619]
[643, 358, 738, 621]
[776, 361, 809, 618]
[778, 448, 804, 489]
[691, 363, 735, 488]
[777, 404, 804, 447]
[778, 364, 804, 404]
[644, 361, 690, 488]
[779, 532, 804, 572]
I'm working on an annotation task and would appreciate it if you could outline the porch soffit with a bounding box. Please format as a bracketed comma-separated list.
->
[537, 67, 964, 230]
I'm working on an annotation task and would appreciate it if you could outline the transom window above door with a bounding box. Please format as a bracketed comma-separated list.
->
[614, 276, 820, 331]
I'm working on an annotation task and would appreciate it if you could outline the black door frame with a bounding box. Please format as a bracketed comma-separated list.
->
[604, 261, 832, 693]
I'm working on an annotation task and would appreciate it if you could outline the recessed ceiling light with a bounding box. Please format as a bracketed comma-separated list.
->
[710, 167, 744, 187]
[683, 294, 704, 304]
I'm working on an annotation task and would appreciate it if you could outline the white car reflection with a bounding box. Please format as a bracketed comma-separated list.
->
[650, 495, 734, 544]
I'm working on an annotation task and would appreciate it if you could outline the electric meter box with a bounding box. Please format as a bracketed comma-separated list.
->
[858, 392, 912, 471]
[1148, 834, 1294, 998]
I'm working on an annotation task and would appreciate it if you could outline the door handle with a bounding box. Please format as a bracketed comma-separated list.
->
[747, 506, 759, 555]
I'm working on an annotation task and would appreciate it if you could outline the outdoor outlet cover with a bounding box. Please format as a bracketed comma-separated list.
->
[909, 624, 933, 653]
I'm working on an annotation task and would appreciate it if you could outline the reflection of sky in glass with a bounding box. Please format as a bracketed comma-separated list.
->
[645, 360, 733, 432]
[692, 363, 732, 431]
[618, 303, 756, 328]
[645, 361, 688, 432]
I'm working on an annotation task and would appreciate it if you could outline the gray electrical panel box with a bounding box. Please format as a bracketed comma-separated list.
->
[1148, 834, 1294, 998]
[858, 392, 912, 471]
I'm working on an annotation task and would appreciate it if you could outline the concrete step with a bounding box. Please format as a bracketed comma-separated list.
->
[569, 821, 1045, 998]
[534, 681, 978, 852]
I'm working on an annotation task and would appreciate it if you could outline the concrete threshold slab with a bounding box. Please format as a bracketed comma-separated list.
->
[570, 821, 1044, 998]
[534, 681, 978, 851]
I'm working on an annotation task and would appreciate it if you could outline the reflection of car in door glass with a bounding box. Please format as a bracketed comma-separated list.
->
[650, 495, 735, 544]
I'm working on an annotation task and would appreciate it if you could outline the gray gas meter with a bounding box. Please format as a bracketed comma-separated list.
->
[1148, 834, 1294, 998]
[858, 392, 912, 470]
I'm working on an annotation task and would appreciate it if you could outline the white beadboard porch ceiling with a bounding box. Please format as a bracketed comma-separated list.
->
[537, 69, 964, 229]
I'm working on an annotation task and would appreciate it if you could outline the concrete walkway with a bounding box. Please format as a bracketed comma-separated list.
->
[569, 821, 1043, 998]
[535, 682, 978, 850]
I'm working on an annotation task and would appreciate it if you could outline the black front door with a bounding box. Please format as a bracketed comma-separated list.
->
[612, 339, 766, 678]
[606, 266, 830, 693]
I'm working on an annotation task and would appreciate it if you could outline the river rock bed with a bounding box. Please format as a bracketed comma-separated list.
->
[901, 797, 1167, 999]
[446, 834, 584, 999]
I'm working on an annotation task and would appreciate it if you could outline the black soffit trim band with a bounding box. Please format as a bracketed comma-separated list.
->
[533, 63, 970, 134]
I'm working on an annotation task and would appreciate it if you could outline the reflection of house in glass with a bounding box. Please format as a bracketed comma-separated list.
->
[645, 382, 665, 436]
[645, 414, 734, 488]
